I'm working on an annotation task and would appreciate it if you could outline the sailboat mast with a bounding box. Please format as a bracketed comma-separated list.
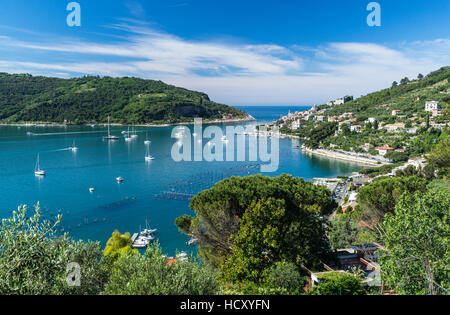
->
[107, 116, 111, 136]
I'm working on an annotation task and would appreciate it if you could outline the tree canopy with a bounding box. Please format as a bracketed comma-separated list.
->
[379, 187, 449, 295]
[0, 204, 108, 295]
[309, 272, 365, 295]
[176, 174, 336, 283]
[357, 176, 428, 227]
[103, 243, 219, 295]
[0, 73, 246, 124]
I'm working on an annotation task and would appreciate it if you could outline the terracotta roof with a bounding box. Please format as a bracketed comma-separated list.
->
[375, 146, 394, 150]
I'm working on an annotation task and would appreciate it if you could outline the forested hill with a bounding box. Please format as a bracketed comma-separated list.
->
[0, 73, 247, 124]
[322, 66, 450, 118]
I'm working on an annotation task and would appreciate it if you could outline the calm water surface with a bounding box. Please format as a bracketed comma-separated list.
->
[0, 106, 362, 255]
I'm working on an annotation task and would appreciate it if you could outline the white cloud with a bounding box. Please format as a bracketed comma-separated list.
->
[0, 25, 448, 105]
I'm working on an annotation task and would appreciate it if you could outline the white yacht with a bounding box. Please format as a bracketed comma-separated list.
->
[116, 177, 124, 183]
[34, 154, 46, 176]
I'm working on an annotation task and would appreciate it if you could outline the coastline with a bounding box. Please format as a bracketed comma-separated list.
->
[299, 146, 390, 167]
[0, 115, 256, 128]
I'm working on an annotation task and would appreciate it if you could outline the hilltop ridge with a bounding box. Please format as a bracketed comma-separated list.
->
[274, 66, 450, 162]
[0, 73, 248, 125]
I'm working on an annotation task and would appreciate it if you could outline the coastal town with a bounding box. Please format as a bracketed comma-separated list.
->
[0, 0, 448, 298]
[254, 69, 449, 293]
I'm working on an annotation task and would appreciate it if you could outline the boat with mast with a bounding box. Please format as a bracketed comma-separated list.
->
[132, 220, 157, 248]
[131, 127, 138, 139]
[125, 127, 133, 142]
[70, 140, 78, 152]
[103, 116, 119, 140]
[145, 142, 155, 161]
[34, 154, 46, 176]
[144, 132, 151, 145]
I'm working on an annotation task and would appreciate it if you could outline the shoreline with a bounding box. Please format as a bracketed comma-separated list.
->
[299, 146, 390, 167]
[0, 115, 256, 128]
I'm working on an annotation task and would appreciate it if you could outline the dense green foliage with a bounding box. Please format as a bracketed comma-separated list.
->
[102, 230, 138, 269]
[323, 67, 450, 121]
[328, 214, 369, 250]
[379, 187, 449, 295]
[357, 176, 428, 227]
[219, 197, 331, 284]
[177, 175, 336, 270]
[103, 244, 219, 295]
[262, 262, 305, 294]
[0, 73, 246, 124]
[308, 272, 365, 295]
[289, 67, 450, 159]
[426, 138, 450, 179]
[0, 204, 220, 295]
[175, 174, 337, 294]
[0, 204, 109, 295]
[302, 122, 337, 149]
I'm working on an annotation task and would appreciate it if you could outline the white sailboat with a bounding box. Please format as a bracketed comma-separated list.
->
[145, 142, 155, 161]
[131, 127, 138, 139]
[70, 140, 79, 152]
[103, 116, 119, 140]
[34, 154, 46, 176]
[144, 133, 151, 145]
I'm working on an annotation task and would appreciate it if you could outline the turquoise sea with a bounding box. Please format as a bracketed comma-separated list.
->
[0, 106, 363, 255]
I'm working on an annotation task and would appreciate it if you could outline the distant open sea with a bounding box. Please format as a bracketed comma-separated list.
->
[0, 106, 362, 255]
[236, 105, 312, 123]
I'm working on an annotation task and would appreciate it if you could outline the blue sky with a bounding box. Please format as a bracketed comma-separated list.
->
[0, 0, 449, 105]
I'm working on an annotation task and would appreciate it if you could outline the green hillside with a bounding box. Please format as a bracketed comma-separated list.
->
[0, 73, 247, 124]
[322, 66, 450, 120]
[283, 66, 450, 161]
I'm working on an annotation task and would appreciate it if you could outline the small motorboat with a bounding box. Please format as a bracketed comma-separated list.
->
[116, 177, 124, 183]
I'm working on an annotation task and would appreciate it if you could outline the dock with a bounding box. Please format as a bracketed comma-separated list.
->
[131, 233, 138, 243]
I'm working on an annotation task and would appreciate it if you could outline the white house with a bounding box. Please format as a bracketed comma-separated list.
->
[291, 120, 301, 130]
[348, 192, 358, 203]
[350, 125, 362, 133]
[425, 101, 440, 112]
[327, 96, 353, 106]
[384, 123, 405, 132]
[375, 146, 394, 156]
[316, 115, 325, 122]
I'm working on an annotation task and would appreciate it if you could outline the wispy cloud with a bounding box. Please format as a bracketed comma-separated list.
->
[124, 1, 146, 18]
[0, 24, 448, 105]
